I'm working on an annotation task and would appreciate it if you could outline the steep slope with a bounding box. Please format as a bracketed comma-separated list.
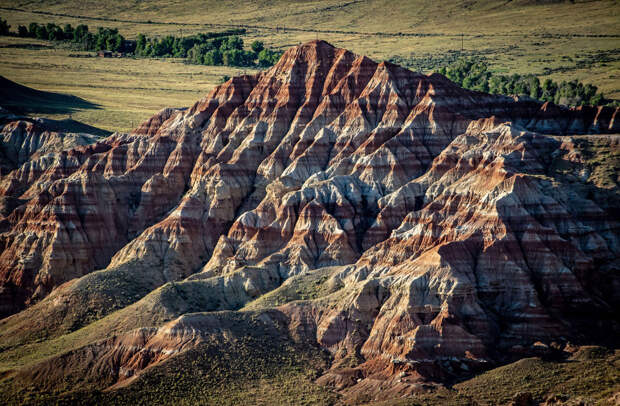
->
[0, 40, 618, 404]
[0, 113, 103, 173]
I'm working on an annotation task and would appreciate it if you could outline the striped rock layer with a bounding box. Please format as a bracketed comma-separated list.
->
[0, 40, 618, 398]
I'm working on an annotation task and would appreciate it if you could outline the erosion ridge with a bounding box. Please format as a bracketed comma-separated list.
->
[0, 40, 618, 403]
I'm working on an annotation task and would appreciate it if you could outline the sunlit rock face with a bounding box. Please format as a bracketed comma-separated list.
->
[0, 40, 618, 397]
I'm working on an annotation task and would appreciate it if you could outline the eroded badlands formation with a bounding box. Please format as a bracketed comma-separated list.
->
[0, 40, 618, 401]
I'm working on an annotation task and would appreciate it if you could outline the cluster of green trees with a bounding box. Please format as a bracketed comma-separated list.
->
[135, 31, 281, 67]
[0, 17, 282, 67]
[134, 29, 244, 58]
[437, 58, 606, 106]
[0, 17, 9, 36]
[13, 21, 126, 52]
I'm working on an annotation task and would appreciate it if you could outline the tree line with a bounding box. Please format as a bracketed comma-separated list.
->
[437, 58, 610, 107]
[7, 19, 126, 52]
[0, 17, 282, 67]
[135, 32, 282, 67]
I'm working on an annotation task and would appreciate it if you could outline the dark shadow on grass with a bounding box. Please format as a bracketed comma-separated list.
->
[0, 43, 53, 50]
[0, 75, 102, 116]
[32, 117, 112, 137]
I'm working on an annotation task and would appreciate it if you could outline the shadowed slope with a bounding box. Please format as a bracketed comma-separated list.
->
[0, 76, 102, 117]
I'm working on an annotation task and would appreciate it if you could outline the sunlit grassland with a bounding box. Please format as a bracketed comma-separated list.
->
[1, 0, 618, 35]
[0, 36, 256, 132]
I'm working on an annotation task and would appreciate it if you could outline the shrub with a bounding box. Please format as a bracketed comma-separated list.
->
[28, 22, 39, 37]
[135, 33, 146, 55]
[222, 49, 244, 66]
[17, 25, 28, 37]
[438, 56, 607, 106]
[48, 26, 64, 41]
[35, 25, 48, 40]
[63, 24, 74, 39]
[221, 35, 243, 51]
[73, 24, 89, 43]
[204, 49, 223, 65]
[251, 40, 264, 54]
[258, 49, 281, 67]
[0, 18, 10, 36]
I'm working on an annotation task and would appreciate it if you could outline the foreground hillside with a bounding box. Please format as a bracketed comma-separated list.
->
[0, 40, 618, 404]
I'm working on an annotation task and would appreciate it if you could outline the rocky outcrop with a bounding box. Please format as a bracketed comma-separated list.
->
[0, 40, 618, 402]
[0, 117, 100, 174]
[0, 108, 189, 315]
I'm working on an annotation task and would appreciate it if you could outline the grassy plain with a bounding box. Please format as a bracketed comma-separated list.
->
[0, 36, 254, 132]
[0, 0, 619, 132]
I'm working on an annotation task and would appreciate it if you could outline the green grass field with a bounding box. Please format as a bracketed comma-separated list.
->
[1, 0, 619, 132]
